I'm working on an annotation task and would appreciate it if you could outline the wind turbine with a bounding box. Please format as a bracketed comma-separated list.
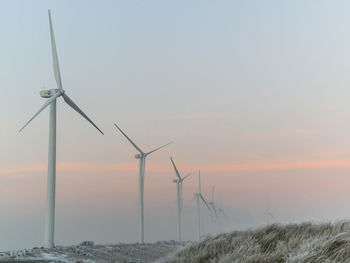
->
[265, 196, 275, 225]
[19, 10, 103, 249]
[170, 156, 191, 242]
[208, 186, 218, 234]
[194, 170, 210, 240]
[208, 186, 228, 234]
[114, 123, 171, 243]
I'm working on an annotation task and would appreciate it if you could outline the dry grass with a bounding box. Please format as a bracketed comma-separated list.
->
[161, 221, 350, 263]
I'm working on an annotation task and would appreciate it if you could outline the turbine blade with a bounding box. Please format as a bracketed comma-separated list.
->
[19, 91, 62, 132]
[62, 93, 103, 135]
[211, 203, 218, 218]
[218, 208, 228, 218]
[114, 123, 143, 153]
[199, 194, 210, 210]
[212, 186, 215, 202]
[146, 142, 172, 156]
[192, 195, 197, 201]
[48, 10, 62, 90]
[267, 211, 275, 219]
[198, 170, 201, 193]
[182, 173, 191, 181]
[170, 156, 181, 180]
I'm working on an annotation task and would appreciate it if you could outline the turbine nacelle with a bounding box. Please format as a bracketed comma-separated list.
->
[40, 88, 61, 98]
[173, 179, 179, 183]
[134, 153, 142, 159]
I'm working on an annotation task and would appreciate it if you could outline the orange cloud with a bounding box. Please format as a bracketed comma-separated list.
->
[2, 159, 350, 175]
[1, 165, 46, 175]
[0, 162, 169, 175]
[199, 160, 350, 172]
[293, 150, 350, 160]
[58, 162, 138, 172]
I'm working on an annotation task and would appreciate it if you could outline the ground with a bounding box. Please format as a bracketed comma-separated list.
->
[6, 222, 349, 263]
[0, 241, 186, 263]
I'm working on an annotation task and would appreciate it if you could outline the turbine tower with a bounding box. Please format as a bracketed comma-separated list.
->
[170, 156, 191, 242]
[194, 170, 210, 240]
[19, 10, 103, 249]
[114, 123, 171, 243]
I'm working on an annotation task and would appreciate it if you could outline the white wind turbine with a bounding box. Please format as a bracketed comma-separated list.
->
[194, 170, 210, 240]
[208, 186, 218, 233]
[208, 186, 228, 234]
[19, 10, 104, 249]
[265, 196, 275, 225]
[170, 156, 191, 242]
[114, 123, 172, 243]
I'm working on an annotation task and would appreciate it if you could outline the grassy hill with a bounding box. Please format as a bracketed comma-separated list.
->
[161, 221, 350, 263]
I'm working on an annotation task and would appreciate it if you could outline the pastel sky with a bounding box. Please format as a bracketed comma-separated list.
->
[2, 0, 350, 250]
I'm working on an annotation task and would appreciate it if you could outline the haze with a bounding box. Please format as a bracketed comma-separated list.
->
[2, 0, 350, 250]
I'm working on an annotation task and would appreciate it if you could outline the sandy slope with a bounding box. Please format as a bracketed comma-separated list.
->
[161, 221, 350, 263]
[0, 241, 185, 263]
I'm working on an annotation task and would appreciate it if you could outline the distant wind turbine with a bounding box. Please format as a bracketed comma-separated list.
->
[265, 196, 275, 225]
[19, 10, 104, 249]
[170, 156, 191, 242]
[114, 123, 172, 243]
[208, 186, 228, 234]
[208, 186, 218, 233]
[194, 170, 210, 240]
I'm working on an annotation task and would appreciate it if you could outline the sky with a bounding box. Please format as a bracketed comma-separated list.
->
[2, 0, 350, 250]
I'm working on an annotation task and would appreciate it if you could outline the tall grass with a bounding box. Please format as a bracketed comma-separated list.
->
[161, 221, 350, 263]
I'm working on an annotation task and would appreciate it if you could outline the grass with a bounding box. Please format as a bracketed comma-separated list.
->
[161, 221, 350, 263]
